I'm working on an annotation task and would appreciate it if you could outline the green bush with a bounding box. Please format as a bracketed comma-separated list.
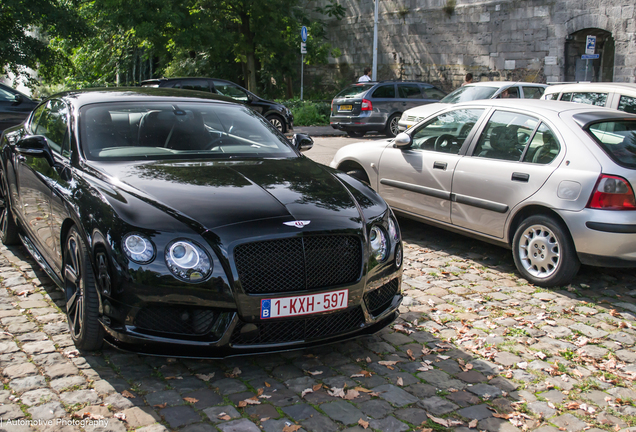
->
[279, 99, 331, 126]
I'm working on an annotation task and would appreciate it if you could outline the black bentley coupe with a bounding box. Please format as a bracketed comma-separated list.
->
[0, 88, 403, 357]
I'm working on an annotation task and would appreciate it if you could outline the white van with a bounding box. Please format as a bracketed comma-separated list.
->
[542, 82, 636, 114]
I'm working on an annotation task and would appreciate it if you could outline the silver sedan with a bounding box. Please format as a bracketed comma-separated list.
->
[331, 99, 636, 287]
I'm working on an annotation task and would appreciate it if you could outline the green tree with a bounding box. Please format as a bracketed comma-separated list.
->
[0, 0, 87, 82]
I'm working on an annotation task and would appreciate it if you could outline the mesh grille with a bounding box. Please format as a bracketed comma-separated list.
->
[364, 279, 400, 316]
[231, 307, 365, 345]
[135, 307, 218, 335]
[234, 235, 362, 294]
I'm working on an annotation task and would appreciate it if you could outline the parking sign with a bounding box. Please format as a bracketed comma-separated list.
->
[586, 35, 596, 55]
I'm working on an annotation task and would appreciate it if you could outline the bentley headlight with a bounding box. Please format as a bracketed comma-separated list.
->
[370, 226, 388, 262]
[388, 218, 399, 242]
[165, 240, 212, 282]
[123, 234, 155, 264]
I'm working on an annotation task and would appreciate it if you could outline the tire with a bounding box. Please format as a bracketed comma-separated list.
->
[512, 215, 580, 287]
[346, 131, 365, 138]
[346, 169, 370, 185]
[267, 115, 286, 133]
[385, 113, 401, 137]
[64, 226, 104, 351]
[0, 174, 20, 246]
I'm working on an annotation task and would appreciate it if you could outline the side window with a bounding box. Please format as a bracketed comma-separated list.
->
[175, 79, 210, 92]
[372, 85, 395, 98]
[423, 87, 446, 100]
[523, 87, 545, 99]
[34, 100, 70, 156]
[473, 111, 538, 161]
[0, 86, 18, 102]
[498, 87, 519, 98]
[30, 103, 47, 133]
[618, 95, 636, 114]
[522, 124, 561, 164]
[398, 84, 422, 99]
[410, 108, 484, 154]
[212, 81, 249, 102]
[562, 92, 607, 106]
[543, 93, 559, 101]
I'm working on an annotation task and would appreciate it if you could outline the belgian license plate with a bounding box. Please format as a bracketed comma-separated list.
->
[260, 289, 348, 319]
[339, 105, 353, 111]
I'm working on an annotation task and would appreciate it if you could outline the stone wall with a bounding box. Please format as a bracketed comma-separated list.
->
[307, 0, 636, 92]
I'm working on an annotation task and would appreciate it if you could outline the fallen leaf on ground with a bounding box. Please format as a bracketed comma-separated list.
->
[469, 419, 478, 428]
[154, 403, 167, 409]
[282, 425, 302, 432]
[183, 397, 199, 404]
[306, 370, 323, 376]
[407, 349, 416, 361]
[328, 387, 346, 398]
[351, 370, 372, 378]
[165, 376, 183, 380]
[218, 413, 232, 421]
[397, 377, 404, 386]
[344, 389, 360, 400]
[312, 384, 323, 391]
[114, 412, 126, 421]
[121, 390, 135, 398]
[354, 386, 373, 393]
[358, 418, 369, 429]
[264, 381, 271, 387]
[195, 373, 215, 381]
[301, 388, 314, 398]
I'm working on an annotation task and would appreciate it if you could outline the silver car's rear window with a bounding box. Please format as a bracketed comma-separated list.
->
[335, 84, 375, 99]
[587, 121, 636, 169]
[440, 86, 499, 103]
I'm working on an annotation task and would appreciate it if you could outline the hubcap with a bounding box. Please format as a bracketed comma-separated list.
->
[390, 117, 400, 136]
[518, 224, 560, 279]
[64, 234, 84, 338]
[270, 118, 283, 131]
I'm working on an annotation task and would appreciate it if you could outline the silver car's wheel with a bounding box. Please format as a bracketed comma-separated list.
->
[512, 215, 579, 287]
[385, 114, 400, 137]
[267, 115, 286, 133]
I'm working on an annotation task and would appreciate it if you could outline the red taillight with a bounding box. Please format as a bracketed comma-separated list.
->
[587, 175, 636, 210]
[361, 99, 373, 111]
[331, 100, 334, 112]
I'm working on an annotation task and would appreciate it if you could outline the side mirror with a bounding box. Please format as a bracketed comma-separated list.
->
[292, 133, 314, 152]
[393, 132, 412, 149]
[12, 94, 23, 105]
[16, 136, 55, 166]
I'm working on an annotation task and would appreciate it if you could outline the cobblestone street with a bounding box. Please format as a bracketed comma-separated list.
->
[1, 216, 636, 432]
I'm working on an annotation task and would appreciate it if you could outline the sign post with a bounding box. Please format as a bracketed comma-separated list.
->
[584, 35, 596, 82]
[300, 26, 308, 100]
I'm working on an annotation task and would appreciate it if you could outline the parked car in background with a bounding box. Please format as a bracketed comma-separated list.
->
[542, 82, 636, 114]
[0, 88, 402, 356]
[0, 83, 38, 132]
[141, 77, 294, 133]
[330, 81, 447, 137]
[332, 99, 636, 287]
[398, 81, 548, 131]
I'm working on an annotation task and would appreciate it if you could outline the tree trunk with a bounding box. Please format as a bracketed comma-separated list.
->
[285, 75, 293, 99]
[239, 10, 257, 92]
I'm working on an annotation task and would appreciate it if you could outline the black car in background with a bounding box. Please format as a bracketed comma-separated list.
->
[141, 77, 294, 133]
[0, 88, 402, 356]
[330, 81, 447, 137]
[0, 83, 38, 132]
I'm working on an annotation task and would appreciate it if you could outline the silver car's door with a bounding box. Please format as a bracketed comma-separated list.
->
[451, 110, 562, 238]
[378, 108, 485, 223]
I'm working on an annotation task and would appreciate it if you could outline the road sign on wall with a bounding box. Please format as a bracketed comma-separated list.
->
[586, 35, 596, 55]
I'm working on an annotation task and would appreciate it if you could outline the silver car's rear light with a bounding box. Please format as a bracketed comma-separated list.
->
[587, 174, 636, 210]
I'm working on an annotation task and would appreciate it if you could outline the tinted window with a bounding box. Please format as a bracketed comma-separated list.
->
[522, 124, 560, 164]
[33, 100, 69, 156]
[372, 85, 396, 99]
[587, 121, 636, 169]
[422, 87, 446, 100]
[497, 87, 519, 98]
[544, 93, 559, 101]
[561, 92, 607, 106]
[410, 109, 484, 154]
[0, 86, 17, 102]
[523, 87, 545, 99]
[212, 81, 249, 102]
[618, 95, 636, 114]
[398, 84, 422, 99]
[80, 102, 296, 161]
[334, 84, 375, 99]
[440, 86, 498, 103]
[174, 79, 210, 92]
[474, 111, 538, 161]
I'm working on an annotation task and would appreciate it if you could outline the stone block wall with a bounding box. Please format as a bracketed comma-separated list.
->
[307, 0, 636, 92]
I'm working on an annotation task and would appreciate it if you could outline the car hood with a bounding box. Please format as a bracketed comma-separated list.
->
[90, 157, 362, 231]
[404, 102, 452, 117]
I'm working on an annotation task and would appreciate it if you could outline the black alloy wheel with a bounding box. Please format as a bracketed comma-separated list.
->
[385, 114, 401, 137]
[267, 115, 287, 133]
[0, 173, 20, 245]
[63, 226, 104, 350]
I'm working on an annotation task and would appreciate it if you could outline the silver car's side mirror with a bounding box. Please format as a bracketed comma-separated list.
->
[393, 132, 411, 149]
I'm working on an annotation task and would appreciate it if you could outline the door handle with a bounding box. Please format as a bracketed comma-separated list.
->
[511, 172, 529, 182]
[433, 161, 447, 170]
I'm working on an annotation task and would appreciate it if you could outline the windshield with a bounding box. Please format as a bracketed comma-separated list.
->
[80, 102, 297, 161]
[334, 84, 375, 99]
[440, 86, 500, 103]
[587, 121, 636, 169]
